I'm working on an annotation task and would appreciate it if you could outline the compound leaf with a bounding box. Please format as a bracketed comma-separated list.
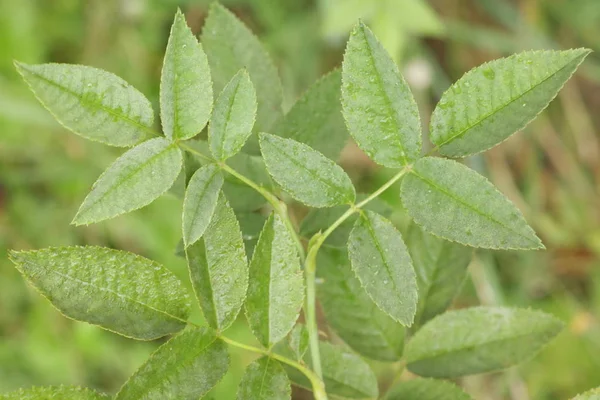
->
[259, 133, 355, 207]
[116, 328, 229, 400]
[15, 62, 153, 147]
[341, 22, 421, 167]
[401, 157, 542, 250]
[405, 307, 564, 378]
[431, 49, 590, 157]
[186, 193, 248, 331]
[73, 138, 182, 225]
[9, 246, 190, 340]
[237, 357, 291, 400]
[245, 214, 304, 347]
[348, 211, 417, 325]
[161, 10, 212, 141]
[0, 386, 109, 400]
[384, 378, 473, 400]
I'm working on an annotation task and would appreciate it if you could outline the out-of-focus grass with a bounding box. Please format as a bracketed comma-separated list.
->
[1, 1, 599, 399]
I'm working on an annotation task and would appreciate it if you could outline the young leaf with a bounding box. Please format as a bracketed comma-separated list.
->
[237, 357, 291, 400]
[245, 214, 304, 347]
[572, 387, 600, 400]
[384, 378, 473, 400]
[318, 248, 405, 361]
[73, 138, 182, 225]
[405, 306, 564, 378]
[348, 211, 417, 325]
[202, 3, 282, 133]
[431, 49, 591, 157]
[209, 70, 257, 160]
[341, 22, 421, 167]
[14, 62, 153, 147]
[259, 133, 355, 207]
[0, 386, 109, 399]
[275, 69, 347, 160]
[9, 246, 190, 340]
[116, 328, 229, 400]
[186, 193, 248, 331]
[160, 10, 212, 141]
[182, 164, 223, 247]
[406, 224, 472, 326]
[401, 157, 542, 249]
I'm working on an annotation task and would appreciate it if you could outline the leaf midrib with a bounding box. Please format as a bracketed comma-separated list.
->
[184, 166, 220, 244]
[218, 76, 242, 159]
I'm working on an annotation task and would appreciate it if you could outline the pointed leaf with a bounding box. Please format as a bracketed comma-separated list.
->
[116, 328, 229, 400]
[182, 164, 223, 247]
[209, 69, 257, 160]
[407, 224, 472, 326]
[9, 246, 190, 340]
[572, 387, 600, 400]
[160, 10, 212, 141]
[405, 306, 564, 378]
[237, 357, 291, 400]
[15, 62, 153, 147]
[341, 22, 421, 167]
[186, 193, 248, 331]
[0, 386, 109, 399]
[348, 211, 417, 325]
[202, 3, 282, 133]
[431, 49, 590, 157]
[401, 157, 543, 249]
[259, 133, 355, 207]
[73, 138, 182, 225]
[276, 69, 347, 159]
[384, 378, 473, 400]
[318, 248, 405, 361]
[245, 214, 304, 347]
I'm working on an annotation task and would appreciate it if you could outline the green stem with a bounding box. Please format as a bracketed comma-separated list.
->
[304, 249, 322, 380]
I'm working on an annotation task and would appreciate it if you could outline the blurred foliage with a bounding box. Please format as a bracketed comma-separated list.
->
[1, 0, 599, 399]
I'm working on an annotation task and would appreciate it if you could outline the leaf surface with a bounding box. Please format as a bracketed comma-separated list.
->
[384, 378, 473, 400]
[0, 386, 109, 399]
[572, 387, 600, 400]
[237, 357, 291, 400]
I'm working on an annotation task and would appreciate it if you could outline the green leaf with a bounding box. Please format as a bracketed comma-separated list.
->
[318, 248, 405, 361]
[182, 164, 223, 247]
[73, 138, 182, 225]
[202, 3, 282, 133]
[406, 224, 472, 326]
[431, 49, 590, 157]
[116, 328, 229, 400]
[0, 386, 109, 399]
[348, 211, 417, 325]
[186, 193, 248, 331]
[572, 387, 600, 400]
[384, 378, 473, 400]
[401, 157, 542, 249]
[259, 133, 355, 207]
[287, 324, 309, 361]
[245, 214, 304, 347]
[9, 246, 190, 340]
[237, 357, 291, 400]
[160, 10, 213, 141]
[405, 306, 564, 378]
[275, 69, 347, 160]
[341, 22, 421, 167]
[14, 62, 153, 147]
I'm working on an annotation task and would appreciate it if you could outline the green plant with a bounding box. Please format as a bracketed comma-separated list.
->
[4, 3, 597, 400]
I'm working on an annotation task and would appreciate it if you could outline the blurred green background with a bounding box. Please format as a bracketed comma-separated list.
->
[1, 0, 600, 399]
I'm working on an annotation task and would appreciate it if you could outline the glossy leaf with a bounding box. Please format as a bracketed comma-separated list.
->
[182, 164, 223, 247]
[406, 224, 472, 326]
[401, 157, 542, 249]
[348, 211, 417, 325]
[259, 133, 355, 207]
[431, 49, 590, 157]
[318, 248, 405, 361]
[0, 386, 109, 399]
[161, 10, 212, 141]
[9, 246, 190, 340]
[572, 387, 600, 400]
[276, 69, 347, 159]
[245, 214, 304, 347]
[384, 378, 473, 400]
[116, 328, 229, 400]
[73, 138, 182, 225]
[14, 62, 153, 147]
[186, 194, 248, 331]
[341, 22, 421, 167]
[405, 307, 564, 378]
[209, 70, 257, 160]
[237, 357, 291, 400]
